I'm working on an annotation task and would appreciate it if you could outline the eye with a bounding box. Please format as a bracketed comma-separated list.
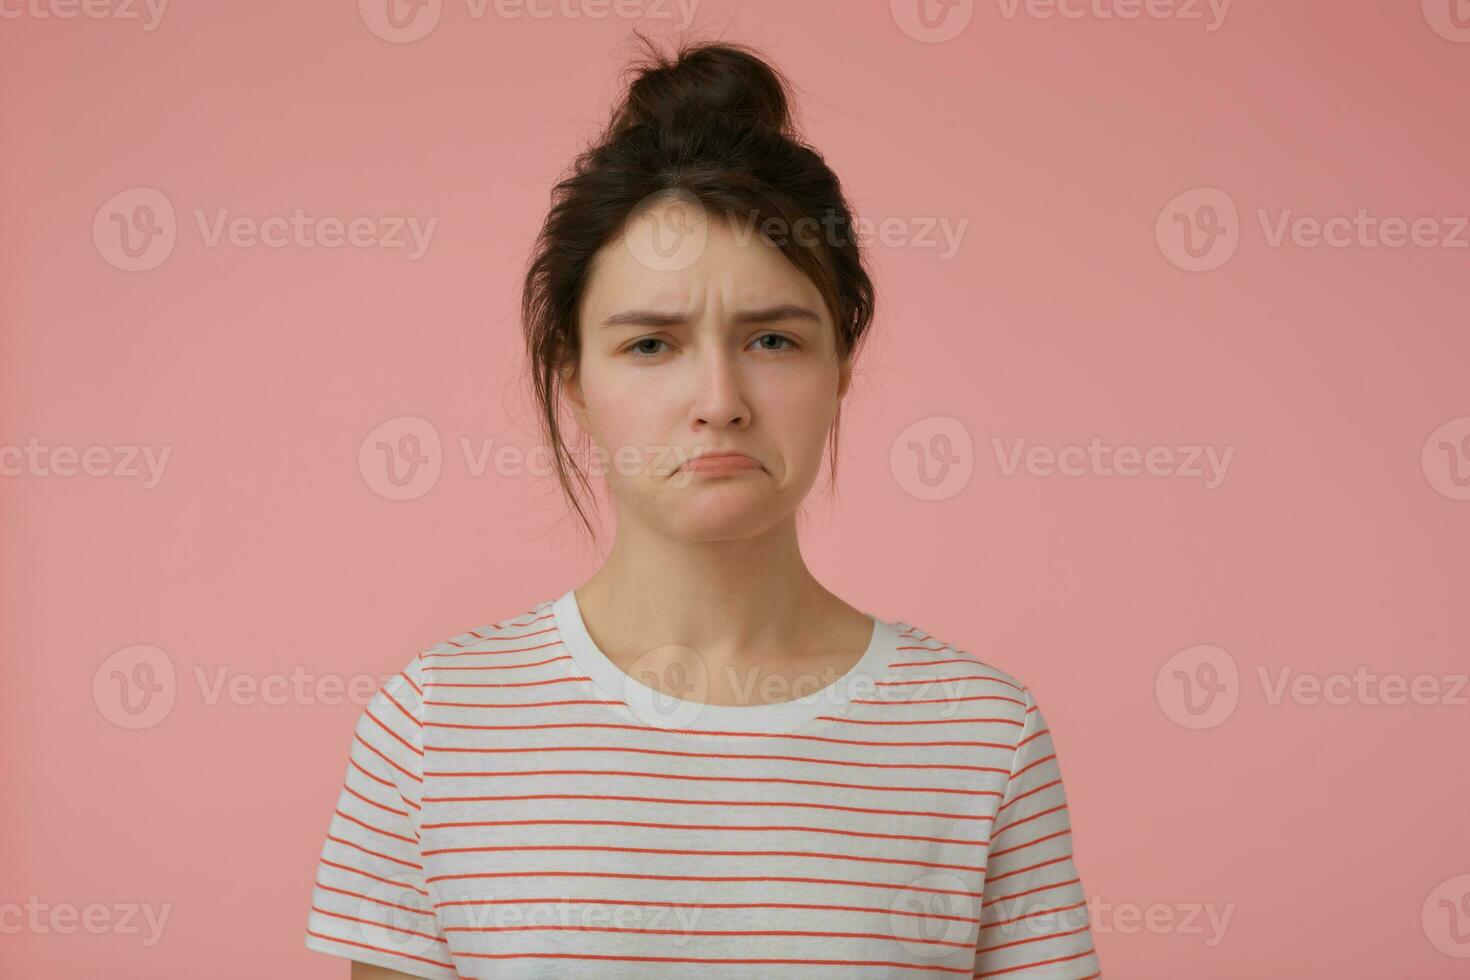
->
[625, 337, 670, 358]
[751, 333, 797, 352]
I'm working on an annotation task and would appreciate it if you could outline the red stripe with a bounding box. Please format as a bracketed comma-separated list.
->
[427, 868, 984, 899]
[992, 802, 1070, 842]
[880, 675, 1026, 693]
[427, 656, 575, 678]
[442, 921, 972, 948]
[427, 639, 563, 660]
[980, 877, 1083, 910]
[422, 841, 984, 875]
[342, 782, 407, 818]
[451, 950, 973, 973]
[974, 945, 1096, 977]
[379, 685, 421, 728]
[420, 719, 1019, 749]
[987, 827, 1072, 859]
[996, 779, 1064, 819]
[313, 880, 437, 918]
[364, 709, 422, 757]
[310, 904, 447, 943]
[353, 733, 422, 785]
[422, 741, 1011, 775]
[420, 766, 1000, 798]
[983, 852, 1074, 885]
[420, 816, 989, 848]
[849, 694, 1027, 707]
[305, 928, 454, 970]
[419, 791, 995, 822]
[821, 715, 1024, 727]
[333, 807, 418, 846]
[980, 898, 1088, 929]
[325, 833, 422, 871]
[318, 857, 430, 897]
[433, 894, 978, 924]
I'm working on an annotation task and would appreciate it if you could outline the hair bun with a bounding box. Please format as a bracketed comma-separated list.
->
[610, 40, 795, 138]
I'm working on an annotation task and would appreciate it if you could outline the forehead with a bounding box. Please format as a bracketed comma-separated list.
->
[580, 198, 826, 319]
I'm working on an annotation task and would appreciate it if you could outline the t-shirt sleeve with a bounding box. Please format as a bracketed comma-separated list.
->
[303, 655, 457, 979]
[973, 687, 1102, 978]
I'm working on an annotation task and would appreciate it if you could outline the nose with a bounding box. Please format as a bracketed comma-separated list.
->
[690, 344, 751, 429]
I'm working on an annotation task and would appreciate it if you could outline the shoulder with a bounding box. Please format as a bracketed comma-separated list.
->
[361, 598, 557, 717]
[417, 597, 558, 660]
[397, 597, 561, 696]
[886, 614, 1038, 724]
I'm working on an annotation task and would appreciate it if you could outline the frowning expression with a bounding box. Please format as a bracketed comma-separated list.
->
[567, 195, 852, 540]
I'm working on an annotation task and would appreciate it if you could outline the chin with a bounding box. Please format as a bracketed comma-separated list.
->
[656, 494, 788, 542]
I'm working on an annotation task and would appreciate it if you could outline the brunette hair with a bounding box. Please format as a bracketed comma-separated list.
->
[520, 33, 876, 544]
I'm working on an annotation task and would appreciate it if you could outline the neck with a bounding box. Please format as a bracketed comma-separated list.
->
[573, 510, 838, 661]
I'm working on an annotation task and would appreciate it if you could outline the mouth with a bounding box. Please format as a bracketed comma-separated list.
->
[678, 451, 762, 475]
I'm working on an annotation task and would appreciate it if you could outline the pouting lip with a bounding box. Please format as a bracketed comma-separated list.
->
[676, 450, 761, 472]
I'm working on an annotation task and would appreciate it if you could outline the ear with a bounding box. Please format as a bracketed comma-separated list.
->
[836, 356, 853, 401]
[562, 363, 588, 429]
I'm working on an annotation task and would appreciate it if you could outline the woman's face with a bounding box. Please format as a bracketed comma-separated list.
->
[567, 195, 851, 542]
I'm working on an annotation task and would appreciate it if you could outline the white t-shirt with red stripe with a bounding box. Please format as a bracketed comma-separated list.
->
[304, 589, 1101, 978]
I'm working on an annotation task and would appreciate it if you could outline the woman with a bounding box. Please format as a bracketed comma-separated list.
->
[305, 37, 1100, 979]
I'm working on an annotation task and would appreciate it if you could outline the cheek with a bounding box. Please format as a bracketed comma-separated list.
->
[580, 369, 672, 459]
[754, 363, 840, 424]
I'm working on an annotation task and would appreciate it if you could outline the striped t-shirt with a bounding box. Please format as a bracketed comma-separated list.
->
[304, 589, 1101, 978]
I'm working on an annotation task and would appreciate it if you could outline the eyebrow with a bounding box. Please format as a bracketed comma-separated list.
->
[598, 303, 822, 329]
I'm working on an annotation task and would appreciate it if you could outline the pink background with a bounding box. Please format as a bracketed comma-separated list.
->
[3, 1, 1469, 977]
